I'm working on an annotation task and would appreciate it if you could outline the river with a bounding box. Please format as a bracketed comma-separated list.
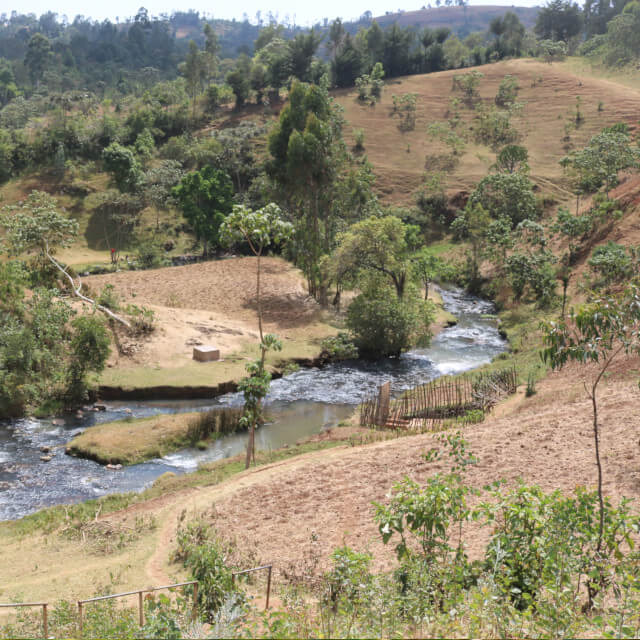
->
[0, 287, 507, 521]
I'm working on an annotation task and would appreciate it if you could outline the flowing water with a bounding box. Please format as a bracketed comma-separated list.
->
[0, 287, 507, 521]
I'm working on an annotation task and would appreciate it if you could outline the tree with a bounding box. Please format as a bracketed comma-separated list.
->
[347, 284, 434, 358]
[561, 130, 640, 196]
[333, 216, 415, 299]
[219, 203, 293, 468]
[287, 30, 322, 82]
[541, 283, 640, 600]
[488, 12, 525, 58]
[267, 81, 346, 298]
[332, 34, 364, 88]
[0, 191, 131, 330]
[601, 0, 640, 66]
[495, 144, 529, 173]
[67, 315, 111, 402]
[226, 55, 251, 108]
[172, 166, 233, 257]
[179, 40, 207, 118]
[468, 171, 539, 227]
[535, 0, 583, 42]
[412, 248, 445, 299]
[24, 33, 51, 86]
[102, 142, 142, 193]
[451, 201, 491, 286]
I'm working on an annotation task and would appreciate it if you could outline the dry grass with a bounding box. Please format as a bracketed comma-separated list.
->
[336, 59, 640, 205]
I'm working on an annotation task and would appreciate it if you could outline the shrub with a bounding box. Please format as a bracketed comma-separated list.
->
[320, 332, 359, 362]
[588, 241, 634, 284]
[495, 75, 519, 108]
[469, 171, 539, 227]
[346, 288, 433, 358]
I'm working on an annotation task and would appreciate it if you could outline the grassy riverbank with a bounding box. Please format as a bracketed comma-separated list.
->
[66, 408, 243, 465]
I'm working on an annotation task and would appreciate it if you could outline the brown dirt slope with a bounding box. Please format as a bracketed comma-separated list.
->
[337, 59, 640, 205]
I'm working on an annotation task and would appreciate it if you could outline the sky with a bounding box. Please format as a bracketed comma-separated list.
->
[9, 0, 542, 27]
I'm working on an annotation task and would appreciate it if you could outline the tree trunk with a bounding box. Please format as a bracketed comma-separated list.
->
[592, 387, 604, 554]
[245, 422, 254, 469]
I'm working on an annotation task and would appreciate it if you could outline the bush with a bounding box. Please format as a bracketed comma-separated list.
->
[495, 75, 519, 108]
[320, 332, 359, 362]
[469, 171, 539, 227]
[588, 241, 634, 284]
[346, 287, 434, 358]
[173, 519, 239, 621]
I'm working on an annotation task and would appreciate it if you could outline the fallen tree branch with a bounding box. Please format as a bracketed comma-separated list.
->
[45, 243, 132, 328]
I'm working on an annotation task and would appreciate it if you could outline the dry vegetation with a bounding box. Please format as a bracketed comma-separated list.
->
[337, 58, 640, 205]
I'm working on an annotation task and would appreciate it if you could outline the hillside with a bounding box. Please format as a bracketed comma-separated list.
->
[372, 4, 538, 34]
[336, 58, 640, 205]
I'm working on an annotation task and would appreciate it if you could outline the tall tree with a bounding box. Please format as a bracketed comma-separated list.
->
[24, 33, 51, 86]
[267, 81, 348, 299]
[172, 166, 233, 256]
[219, 203, 293, 468]
[535, 0, 583, 42]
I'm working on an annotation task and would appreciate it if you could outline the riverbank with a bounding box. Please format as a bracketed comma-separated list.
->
[94, 287, 456, 402]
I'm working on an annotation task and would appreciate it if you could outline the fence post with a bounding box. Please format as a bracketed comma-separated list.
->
[266, 565, 272, 610]
[138, 591, 144, 627]
[77, 602, 83, 637]
[42, 603, 48, 639]
[192, 582, 198, 622]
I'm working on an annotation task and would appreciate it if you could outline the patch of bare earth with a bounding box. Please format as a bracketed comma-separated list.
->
[82, 257, 320, 370]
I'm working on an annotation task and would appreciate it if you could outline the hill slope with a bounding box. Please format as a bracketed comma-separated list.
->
[336, 58, 640, 205]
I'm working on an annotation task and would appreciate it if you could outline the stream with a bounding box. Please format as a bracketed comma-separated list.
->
[0, 287, 507, 521]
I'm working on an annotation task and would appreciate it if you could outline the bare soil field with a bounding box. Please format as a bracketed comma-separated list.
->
[81, 257, 334, 389]
[337, 59, 640, 205]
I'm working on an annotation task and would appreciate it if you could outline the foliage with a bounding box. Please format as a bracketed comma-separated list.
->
[391, 93, 417, 132]
[451, 70, 483, 106]
[102, 142, 142, 193]
[220, 202, 293, 467]
[541, 283, 640, 587]
[469, 170, 539, 227]
[495, 144, 529, 173]
[535, 0, 583, 42]
[333, 215, 417, 300]
[347, 281, 434, 358]
[494, 75, 519, 108]
[0, 190, 78, 258]
[320, 333, 359, 362]
[172, 166, 233, 256]
[473, 104, 522, 150]
[588, 241, 637, 284]
[173, 519, 239, 621]
[67, 315, 111, 401]
[561, 130, 640, 195]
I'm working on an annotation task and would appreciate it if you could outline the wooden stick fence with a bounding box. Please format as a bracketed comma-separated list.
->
[77, 580, 198, 636]
[361, 366, 518, 431]
[232, 564, 273, 610]
[0, 602, 48, 638]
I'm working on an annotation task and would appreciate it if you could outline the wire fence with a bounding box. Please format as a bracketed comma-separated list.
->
[360, 366, 518, 431]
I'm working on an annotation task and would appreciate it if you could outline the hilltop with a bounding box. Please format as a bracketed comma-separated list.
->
[371, 4, 539, 35]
